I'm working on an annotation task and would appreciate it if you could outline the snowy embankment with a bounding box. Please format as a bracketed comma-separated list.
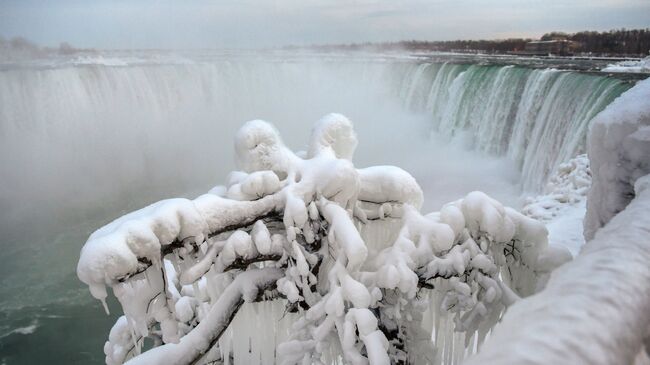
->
[602, 56, 650, 74]
[467, 78, 650, 365]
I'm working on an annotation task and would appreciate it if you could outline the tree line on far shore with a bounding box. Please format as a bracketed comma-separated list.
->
[541, 29, 650, 55]
[4, 28, 649, 58]
[289, 28, 650, 57]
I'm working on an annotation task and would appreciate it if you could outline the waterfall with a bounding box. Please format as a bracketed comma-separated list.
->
[397, 62, 631, 192]
[0, 60, 629, 222]
[0, 57, 632, 260]
[0, 60, 398, 232]
[0, 58, 631, 301]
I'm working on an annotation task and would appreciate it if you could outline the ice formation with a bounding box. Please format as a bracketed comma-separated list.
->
[522, 154, 591, 255]
[466, 77, 650, 365]
[602, 56, 650, 74]
[585, 77, 650, 240]
[77, 114, 567, 364]
[523, 154, 590, 223]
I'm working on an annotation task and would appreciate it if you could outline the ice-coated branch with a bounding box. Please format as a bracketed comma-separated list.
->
[78, 113, 566, 365]
[77, 193, 283, 303]
[124, 268, 284, 365]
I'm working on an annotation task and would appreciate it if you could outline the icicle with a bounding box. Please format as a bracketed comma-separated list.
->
[100, 297, 110, 315]
[444, 315, 452, 365]
[453, 331, 464, 364]
[465, 332, 476, 359]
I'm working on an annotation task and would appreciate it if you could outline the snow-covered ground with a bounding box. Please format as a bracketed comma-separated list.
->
[602, 56, 650, 73]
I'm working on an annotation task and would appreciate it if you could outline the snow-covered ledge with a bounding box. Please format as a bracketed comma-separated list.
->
[466, 78, 650, 365]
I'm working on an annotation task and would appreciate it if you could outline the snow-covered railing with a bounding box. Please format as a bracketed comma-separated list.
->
[466, 78, 650, 365]
[78, 114, 568, 365]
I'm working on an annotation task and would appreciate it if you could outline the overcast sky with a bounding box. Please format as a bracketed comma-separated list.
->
[1, 0, 649, 49]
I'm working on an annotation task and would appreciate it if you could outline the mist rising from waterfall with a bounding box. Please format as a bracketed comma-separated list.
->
[0, 57, 529, 243]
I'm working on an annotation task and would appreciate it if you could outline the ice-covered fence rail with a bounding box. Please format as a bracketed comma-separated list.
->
[466, 77, 650, 365]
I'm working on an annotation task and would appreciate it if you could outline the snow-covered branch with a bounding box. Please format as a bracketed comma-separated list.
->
[125, 268, 283, 365]
[78, 113, 567, 365]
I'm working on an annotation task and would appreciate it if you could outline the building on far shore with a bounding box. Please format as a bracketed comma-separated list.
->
[512, 40, 578, 56]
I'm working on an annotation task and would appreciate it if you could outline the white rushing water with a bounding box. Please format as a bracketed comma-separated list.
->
[398, 62, 630, 191]
[0, 52, 632, 364]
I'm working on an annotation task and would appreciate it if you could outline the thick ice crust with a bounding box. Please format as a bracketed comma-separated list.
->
[585, 78, 650, 240]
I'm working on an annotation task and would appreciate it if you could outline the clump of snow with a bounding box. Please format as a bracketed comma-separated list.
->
[585, 77, 650, 239]
[358, 165, 424, 209]
[77, 114, 565, 364]
[308, 113, 359, 160]
[602, 56, 650, 74]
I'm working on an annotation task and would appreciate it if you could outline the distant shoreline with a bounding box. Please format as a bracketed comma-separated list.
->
[282, 28, 650, 59]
